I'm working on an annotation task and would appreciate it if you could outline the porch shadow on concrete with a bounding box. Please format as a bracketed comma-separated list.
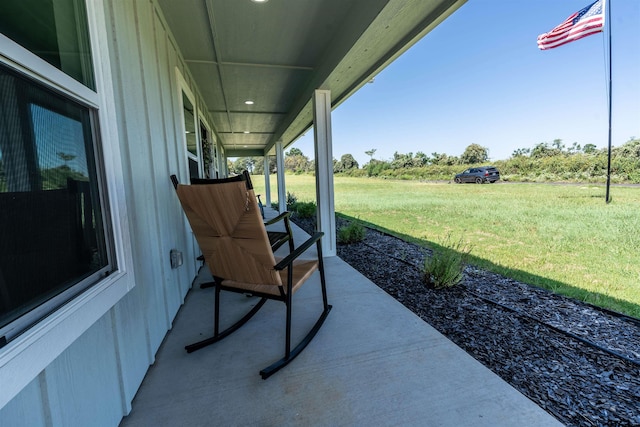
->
[120, 211, 562, 427]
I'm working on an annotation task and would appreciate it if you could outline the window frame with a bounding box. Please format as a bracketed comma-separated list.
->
[0, 0, 134, 409]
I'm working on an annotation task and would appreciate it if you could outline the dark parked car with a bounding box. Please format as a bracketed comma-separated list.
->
[454, 166, 500, 184]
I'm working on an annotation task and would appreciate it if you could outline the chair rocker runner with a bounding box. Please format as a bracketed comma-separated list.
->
[171, 172, 332, 379]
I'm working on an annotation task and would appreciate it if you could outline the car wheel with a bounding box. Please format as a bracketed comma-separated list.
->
[455, 177, 462, 184]
[475, 177, 483, 184]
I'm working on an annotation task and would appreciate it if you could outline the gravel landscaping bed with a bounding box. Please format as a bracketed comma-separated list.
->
[294, 216, 640, 427]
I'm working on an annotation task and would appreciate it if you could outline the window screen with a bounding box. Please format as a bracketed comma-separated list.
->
[0, 63, 112, 343]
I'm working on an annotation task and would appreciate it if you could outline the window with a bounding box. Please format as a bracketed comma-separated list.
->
[0, 62, 113, 344]
[0, 0, 95, 90]
[199, 118, 219, 179]
[182, 91, 201, 179]
[176, 69, 207, 181]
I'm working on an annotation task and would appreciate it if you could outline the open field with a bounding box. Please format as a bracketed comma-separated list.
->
[254, 175, 640, 318]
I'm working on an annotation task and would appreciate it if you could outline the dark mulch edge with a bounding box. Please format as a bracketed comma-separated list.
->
[293, 215, 640, 427]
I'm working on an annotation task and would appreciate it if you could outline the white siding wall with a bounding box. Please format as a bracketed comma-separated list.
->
[0, 0, 213, 424]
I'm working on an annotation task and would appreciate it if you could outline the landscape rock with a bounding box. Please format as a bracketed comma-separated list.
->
[295, 216, 640, 427]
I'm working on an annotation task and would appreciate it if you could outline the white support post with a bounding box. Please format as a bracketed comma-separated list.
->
[220, 147, 228, 177]
[313, 89, 336, 257]
[263, 155, 271, 207]
[275, 140, 286, 213]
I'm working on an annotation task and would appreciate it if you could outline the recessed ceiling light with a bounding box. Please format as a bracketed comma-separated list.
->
[251, 0, 268, 3]
[244, 100, 254, 105]
[243, 131, 250, 134]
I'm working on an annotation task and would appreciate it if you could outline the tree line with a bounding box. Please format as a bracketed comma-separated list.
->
[228, 138, 640, 184]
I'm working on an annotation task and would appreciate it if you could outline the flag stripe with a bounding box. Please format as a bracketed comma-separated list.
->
[537, 0, 604, 50]
[542, 21, 604, 44]
[543, 16, 604, 40]
[539, 29, 604, 50]
[539, 26, 604, 49]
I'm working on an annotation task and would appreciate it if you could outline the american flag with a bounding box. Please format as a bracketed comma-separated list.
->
[537, 0, 605, 50]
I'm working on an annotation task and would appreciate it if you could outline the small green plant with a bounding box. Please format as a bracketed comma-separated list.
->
[286, 192, 298, 210]
[337, 221, 366, 244]
[292, 201, 316, 219]
[422, 234, 471, 289]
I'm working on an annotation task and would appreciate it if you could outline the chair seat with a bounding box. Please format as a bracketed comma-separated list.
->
[222, 258, 319, 297]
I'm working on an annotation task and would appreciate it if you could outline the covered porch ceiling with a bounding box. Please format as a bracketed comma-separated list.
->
[157, 0, 467, 157]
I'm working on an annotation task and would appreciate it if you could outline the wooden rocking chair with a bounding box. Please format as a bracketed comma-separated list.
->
[171, 171, 332, 379]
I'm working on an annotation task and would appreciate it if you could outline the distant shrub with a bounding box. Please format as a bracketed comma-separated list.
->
[292, 201, 316, 219]
[422, 234, 471, 289]
[365, 159, 392, 177]
[337, 222, 366, 244]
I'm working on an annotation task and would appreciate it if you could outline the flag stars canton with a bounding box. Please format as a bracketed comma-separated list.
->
[574, 1, 602, 24]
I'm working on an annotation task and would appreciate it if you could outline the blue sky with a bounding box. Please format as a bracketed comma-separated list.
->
[291, 0, 640, 166]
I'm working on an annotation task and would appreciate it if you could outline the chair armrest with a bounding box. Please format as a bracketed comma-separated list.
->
[274, 232, 324, 271]
[264, 211, 290, 226]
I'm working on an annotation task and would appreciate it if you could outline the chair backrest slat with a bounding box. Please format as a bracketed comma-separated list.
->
[175, 177, 281, 286]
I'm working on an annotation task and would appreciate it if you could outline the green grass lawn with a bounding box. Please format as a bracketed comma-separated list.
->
[254, 174, 640, 318]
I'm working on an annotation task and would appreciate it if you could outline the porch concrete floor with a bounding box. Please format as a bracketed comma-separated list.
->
[120, 212, 562, 427]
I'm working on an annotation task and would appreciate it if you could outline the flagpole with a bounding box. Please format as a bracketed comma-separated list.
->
[605, 0, 613, 203]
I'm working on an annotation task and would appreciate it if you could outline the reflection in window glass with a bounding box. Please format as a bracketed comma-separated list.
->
[32, 105, 90, 189]
[188, 158, 199, 179]
[0, 63, 111, 341]
[0, 0, 95, 89]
